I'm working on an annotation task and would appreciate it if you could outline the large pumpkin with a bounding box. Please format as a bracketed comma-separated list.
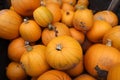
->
[37, 70, 72, 80]
[33, 6, 53, 27]
[19, 19, 41, 42]
[103, 26, 120, 51]
[0, 9, 22, 40]
[84, 43, 120, 78]
[11, 0, 41, 16]
[45, 35, 83, 70]
[20, 45, 51, 77]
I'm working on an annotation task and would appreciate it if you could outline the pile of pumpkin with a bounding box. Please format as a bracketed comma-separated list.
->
[1, 0, 120, 80]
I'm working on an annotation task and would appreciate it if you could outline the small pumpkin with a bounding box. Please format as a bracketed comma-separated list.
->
[74, 74, 96, 80]
[20, 45, 51, 77]
[46, 35, 83, 70]
[19, 19, 41, 42]
[11, 0, 41, 16]
[6, 62, 27, 80]
[33, 6, 53, 27]
[0, 9, 22, 40]
[42, 22, 71, 45]
[37, 70, 72, 80]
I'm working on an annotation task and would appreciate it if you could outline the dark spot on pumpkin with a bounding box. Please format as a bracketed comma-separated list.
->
[66, 11, 70, 15]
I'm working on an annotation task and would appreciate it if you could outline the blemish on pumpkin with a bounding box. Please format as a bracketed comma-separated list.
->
[66, 11, 70, 15]
[20, 62, 26, 72]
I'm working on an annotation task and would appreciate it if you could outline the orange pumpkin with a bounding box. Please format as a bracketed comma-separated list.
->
[76, 0, 89, 7]
[44, 0, 62, 7]
[84, 43, 120, 77]
[70, 28, 85, 44]
[94, 10, 118, 26]
[6, 62, 27, 80]
[74, 74, 96, 80]
[86, 20, 112, 43]
[19, 19, 41, 42]
[33, 6, 53, 27]
[0, 9, 22, 40]
[11, 0, 41, 16]
[20, 45, 51, 77]
[61, 3, 75, 11]
[46, 35, 83, 70]
[103, 25, 120, 51]
[62, 0, 76, 6]
[37, 70, 72, 80]
[42, 22, 71, 45]
[107, 63, 120, 80]
[8, 37, 26, 62]
[46, 3, 62, 23]
[73, 8, 94, 32]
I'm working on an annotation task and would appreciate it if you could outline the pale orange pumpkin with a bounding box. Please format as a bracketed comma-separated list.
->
[20, 45, 51, 77]
[0, 9, 22, 40]
[84, 43, 120, 77]
[42, 22, 71, 45]
[8, 37, 26, 62]
[11, 0, 41, 16]
[107, 63, 120, 80]
[74, 74, 96, 80]
[86, 20, 112, 43]
[37, 70, 72, 80]
[94, 10, 118, 26]
[6, 62, 27, 80]
[33, 6, 53, 27]
[46, 35, 83, 70]
[103, 25, 120, 51]
[19, 19, 41, 42]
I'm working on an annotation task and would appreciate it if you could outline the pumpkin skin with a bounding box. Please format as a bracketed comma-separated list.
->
[37, 70, 72, 80]
[19, 19, 41, 42]
[76, 0, 89, 7]
[94, 10, 118, 26]
[8, 37, 26, 62]
[42, 22, 71, 45]
[11, 0, 41, 16]
[84, 44, 120, 77]
[62, 0, 76, 6]
[44, 0, 62, 7]
[61, 3, 75, 11]
[46, 35, 83, 70]
[73, 8, 94, 32]
[107, 64, 120, 80]
[20, 45, 51, 77]
[6, 62, 27, 80]
[103, 26, 120, 51]
[74, 74, 96, 80]
[33, 6, 53, 27]
[0, 9, 22, 40]
[86, 20, 112, 43]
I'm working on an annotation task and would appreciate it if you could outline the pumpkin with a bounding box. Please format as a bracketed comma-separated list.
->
[61, 10, 74, 27]
[42, 22, 71, 45]
[46, 35, 83, 70]
[84, 43, 120, 78]
[8, 37, 26, 62]
[65, 59, 84, 77]
[70, 28, 85, 44]
[46, 3, 62, 23]
[44, 0, 62, 7]
[73, 7, 94, 32]
[61, 3, 75, 11]
[103, 25, 120, 51]
[86, 20, 112, 43]
[33, 6, 53, 27]
[6, 62, 27, 80]
[107, 63, 120, 80]
[11, 0, 41, 16]
[62, 0, 76, 6]
[19, 19, 41, 42]
[0, 9, 22, 40]
[93, 10, 118, 26]
[74, 74, 96, 80]
[76, 0, 89, 7]
[20, 45, 51, 77]
[37, 70, 72, 80]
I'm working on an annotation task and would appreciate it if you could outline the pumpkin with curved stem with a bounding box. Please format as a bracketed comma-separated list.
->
[46, 35, 83, 70]
[74, 74, 96, 80]
[19, 19, 41, 42]
[0, 9, 22, 40]
[11, 0, 41, 16]
[33, 6, 53, 27]
[37, 70, 72, 80]
[20, 45, 51, 77]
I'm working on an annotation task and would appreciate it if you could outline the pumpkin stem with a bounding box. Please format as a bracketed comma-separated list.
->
[24, 41, 33, 52]
[106, 39, 112, 47]
[23, 17, 29, 24]
[56, 44, 62, 51]
[48, 24, 58, 37]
